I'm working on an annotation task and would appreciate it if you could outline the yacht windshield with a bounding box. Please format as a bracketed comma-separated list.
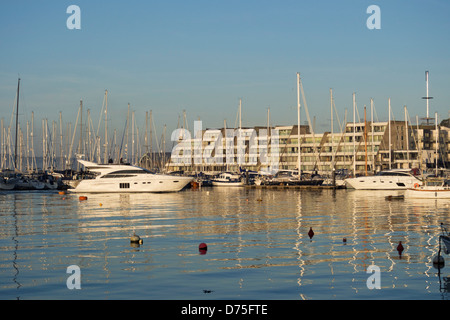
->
[100, 169, 153, 178]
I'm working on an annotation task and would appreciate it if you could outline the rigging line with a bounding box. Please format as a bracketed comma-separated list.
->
[118, 117, 128, 161]
[93, 93, 106, 154]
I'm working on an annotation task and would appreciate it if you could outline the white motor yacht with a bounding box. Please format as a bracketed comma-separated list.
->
[68, 160, 193, 193]
[344, 169, 422, 190]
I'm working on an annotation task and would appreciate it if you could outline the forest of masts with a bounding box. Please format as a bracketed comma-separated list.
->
[1, 87, 171, 174]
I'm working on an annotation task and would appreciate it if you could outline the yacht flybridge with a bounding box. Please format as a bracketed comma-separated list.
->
[68, 160, 193, 193]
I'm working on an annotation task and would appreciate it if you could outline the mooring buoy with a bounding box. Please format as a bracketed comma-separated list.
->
[397, 241, 404, 255]
[199, 242, 208, 254]
[433, 255, 445, 268]
[308, 227, 314, 239]
[130, 233, 143, 244]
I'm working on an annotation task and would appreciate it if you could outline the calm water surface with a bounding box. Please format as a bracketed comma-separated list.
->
[1, 187, 449, 300]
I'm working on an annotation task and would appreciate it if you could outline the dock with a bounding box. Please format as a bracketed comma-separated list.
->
[244, 184, 346, 190]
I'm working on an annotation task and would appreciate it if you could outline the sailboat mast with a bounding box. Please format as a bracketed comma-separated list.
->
[79, 100, 83, 156]
[104, 90, 108, 164]
[364, 105, 367, 176]
[149, 110, 153, 166]
[388, 98, 391, 170]
[435, 112, 438, 176]
[371, 98, 374, 172]
[330, 88, 334, 171]
[353, 92, 356, 175]
[14, 78, 20, 170]
[239, 98, 242, 130]
[422, 71, 433, 124]
[297, 72, 301, 177]
[405, 106, 409, 167]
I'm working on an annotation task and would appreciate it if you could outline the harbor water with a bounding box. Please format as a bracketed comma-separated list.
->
[1, 187, 449, 300]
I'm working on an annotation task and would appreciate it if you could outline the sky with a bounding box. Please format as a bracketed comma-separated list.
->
[1, 0, 449, 153]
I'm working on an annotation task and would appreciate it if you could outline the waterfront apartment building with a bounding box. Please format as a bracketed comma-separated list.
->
[166, 119, 450, 175]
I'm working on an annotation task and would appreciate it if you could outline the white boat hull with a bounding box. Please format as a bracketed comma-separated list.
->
[69, 175, 192, 193]
[68, 160, 193, 193]
[212, 181, 244, 187]
[345, 176, 421, 190]
[405, 188, 450, 199]
[211, 172, 244, 187]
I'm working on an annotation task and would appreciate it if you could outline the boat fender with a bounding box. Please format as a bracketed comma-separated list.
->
[79, 196, 88, 201]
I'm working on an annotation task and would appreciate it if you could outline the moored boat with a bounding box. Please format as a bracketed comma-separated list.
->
[345, 169, 422, 190]
[405, 178, 450, 199]
[268, 170, 324, 186]
[211, 172, 244, 187]
[0, 177, 15, 190]
[68, 160, 193, 193]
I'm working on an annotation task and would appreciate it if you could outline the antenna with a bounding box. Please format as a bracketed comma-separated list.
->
[422, 71, 433, 124]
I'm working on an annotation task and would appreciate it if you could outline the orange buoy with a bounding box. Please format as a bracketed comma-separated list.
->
[58, 191, 66, 195]
[308, 227, 314, 239]
[79, 196, 88, 201]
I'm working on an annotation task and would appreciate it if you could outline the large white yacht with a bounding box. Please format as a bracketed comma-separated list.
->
[68, 160, 193, 193]
[344, 169, 422, 190]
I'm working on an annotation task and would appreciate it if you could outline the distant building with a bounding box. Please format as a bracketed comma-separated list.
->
[167, 119, 450, 175]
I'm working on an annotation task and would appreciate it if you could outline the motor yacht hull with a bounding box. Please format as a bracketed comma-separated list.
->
[67, 160, 192, 193]
[405, 188, 450, 199]
[345, 174, 421, 190]
[69, 175, 192, 193]
[211, 181, 244, 187]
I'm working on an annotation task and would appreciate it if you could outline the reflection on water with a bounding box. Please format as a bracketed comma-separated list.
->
[0, 188, 449, 300]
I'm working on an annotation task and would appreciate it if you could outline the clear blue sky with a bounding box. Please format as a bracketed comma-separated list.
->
[1, 1, 449, 152]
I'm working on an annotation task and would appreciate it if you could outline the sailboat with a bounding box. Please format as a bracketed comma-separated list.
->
[0, 77, 21, 190]
[286, 73, 324, 186]
[344, 97, 423, 190]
